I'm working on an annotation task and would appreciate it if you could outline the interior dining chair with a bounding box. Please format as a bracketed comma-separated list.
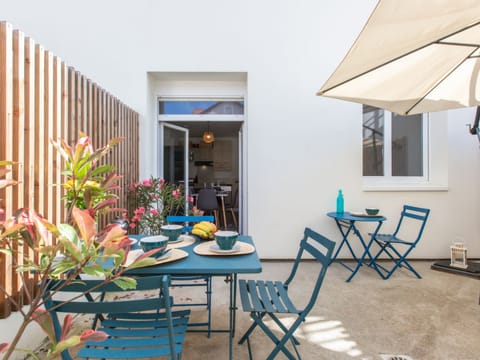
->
[166, 215, 215, 337]
[369, 204, 430, 279]
[43, 274, 190, 360]
[225, 187, 238, 230]
[196, 189, 219, 226]
[238, 227, 335, 360]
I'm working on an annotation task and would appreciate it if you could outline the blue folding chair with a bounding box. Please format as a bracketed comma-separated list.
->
[370, 205, 430, 279]
[166, 215, 215, 337]
[43, 275, 190, 360]
[238, 227, 335, 359]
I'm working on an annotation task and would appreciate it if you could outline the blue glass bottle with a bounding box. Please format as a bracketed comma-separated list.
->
[336, 189, 344, 214]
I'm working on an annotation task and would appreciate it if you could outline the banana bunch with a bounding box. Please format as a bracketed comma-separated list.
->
[192, 221, 217, 240]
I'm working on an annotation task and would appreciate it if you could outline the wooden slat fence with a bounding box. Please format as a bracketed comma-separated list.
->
[0, 21, 140, 318]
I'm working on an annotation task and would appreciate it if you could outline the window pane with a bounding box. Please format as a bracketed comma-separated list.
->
[159, 100, 244, 115]
[163, 127, 185, 183]
[363, 105, 384, 176]
[391, 113, 423, 176]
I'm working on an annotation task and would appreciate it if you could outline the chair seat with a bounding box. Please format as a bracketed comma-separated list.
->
[370, 205, 430, 279]
[239, 279, 300, 314]
[374, 233, 413, 245]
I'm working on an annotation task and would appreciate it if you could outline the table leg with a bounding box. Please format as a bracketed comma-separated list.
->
[220, 196, 228, 229]
[228, 273, 237, 360]
[346, 221, 384, 282]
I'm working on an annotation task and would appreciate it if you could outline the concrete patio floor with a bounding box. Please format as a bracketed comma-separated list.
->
[32, 260, 479, 360]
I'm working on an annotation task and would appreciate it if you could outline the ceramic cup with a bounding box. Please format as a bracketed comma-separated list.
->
[160, 224, 183, 242]
[214, 230, 239, 250]
[139, 235, 169, 258]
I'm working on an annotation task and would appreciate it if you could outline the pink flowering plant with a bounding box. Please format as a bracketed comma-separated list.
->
[127, 177, 195, 234]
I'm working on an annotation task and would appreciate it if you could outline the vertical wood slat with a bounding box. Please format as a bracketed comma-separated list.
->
[60, 61, 68, 223]
[34, 44, 45, 217]
[11, 29, 25, 310]
[23, 36, 36, 305]
[0, 21, 13, 318]
[44, 51, 54, 224]
[0, 21, 140, 319]
[52, 56, 62, 228]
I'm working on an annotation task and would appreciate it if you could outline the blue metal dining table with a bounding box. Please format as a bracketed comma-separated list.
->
[327, 212, 386, 282]
[127, 234, 262, 360]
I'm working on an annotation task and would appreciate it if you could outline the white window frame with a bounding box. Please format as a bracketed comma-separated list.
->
[363, 110, 434, 190]
[158, 96, 244, 122]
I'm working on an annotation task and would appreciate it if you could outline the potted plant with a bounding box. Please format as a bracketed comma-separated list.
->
[127, 177, 199, 234]
[0, 134, 159, 359]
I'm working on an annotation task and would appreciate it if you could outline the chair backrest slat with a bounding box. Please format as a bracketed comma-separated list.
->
[52, 297, 166, 314]
[284, 228, 335, 313]
[166, 215, 215, 233]
[394, 205, 430, 244]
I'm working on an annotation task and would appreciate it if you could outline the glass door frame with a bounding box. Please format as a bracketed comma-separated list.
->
[158, 121, 190, 213]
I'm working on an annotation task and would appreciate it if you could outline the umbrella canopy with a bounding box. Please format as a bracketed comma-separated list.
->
[317, 0, 480, 115]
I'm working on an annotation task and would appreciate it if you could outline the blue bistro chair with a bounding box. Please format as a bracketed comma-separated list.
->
[166, 215, 215, 337]
[370, 205, 430, 279]
[238, 227, 335, 360]
[43, 275, 189, 360]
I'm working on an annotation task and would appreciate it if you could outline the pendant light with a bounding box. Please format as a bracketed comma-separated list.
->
[202, 122, 215, 144]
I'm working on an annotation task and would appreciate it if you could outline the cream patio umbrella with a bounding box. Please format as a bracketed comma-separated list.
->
[317, 0, 480, 116]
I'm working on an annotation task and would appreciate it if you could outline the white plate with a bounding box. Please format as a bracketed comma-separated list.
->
[168, 235, 185, 244]
[152, 249, 172, 260]
[209, 244, 241, 254]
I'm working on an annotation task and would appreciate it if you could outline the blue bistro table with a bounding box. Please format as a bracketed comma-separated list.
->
[327, 212, 386, 282]
[127, 234, 262, 360]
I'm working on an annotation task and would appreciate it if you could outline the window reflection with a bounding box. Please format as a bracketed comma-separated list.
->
[159, 100, 244, 115]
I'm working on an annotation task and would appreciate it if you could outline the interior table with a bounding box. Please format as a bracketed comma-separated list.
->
[327, 211, 386, 282]
[128, 234, 262, 360]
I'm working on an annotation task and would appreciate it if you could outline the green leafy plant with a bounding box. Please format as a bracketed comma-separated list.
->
[127, 177, 197, 234]
[51, 132, 124, 224]
[0, 136, 158, 359]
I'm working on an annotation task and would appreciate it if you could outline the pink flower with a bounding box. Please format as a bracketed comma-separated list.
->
[150, 209, 158, 216]
[142, 179, 153, 186]
[134, 207, 145, 215]
[188, 195, 194, 203]
[132, 215, 141, 222]
[172, 189, 180, 198]
[128, 183, 136, 192]
[129, 223, 137, 229]
[159, 178, 165, 188]
[0, 343, 9, 353]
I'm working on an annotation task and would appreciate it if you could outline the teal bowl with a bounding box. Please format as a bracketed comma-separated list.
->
[161, 224, 183, 242]
[365, 208, 379, 216]
[214, 231, 239, 250]
[139, 235, 169, 258]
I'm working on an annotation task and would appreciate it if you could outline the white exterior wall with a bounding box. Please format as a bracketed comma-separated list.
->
[2, 0, 480, 263]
